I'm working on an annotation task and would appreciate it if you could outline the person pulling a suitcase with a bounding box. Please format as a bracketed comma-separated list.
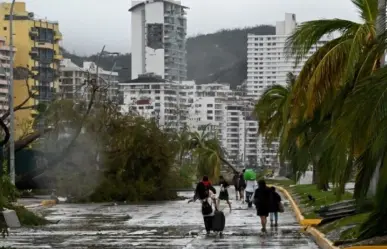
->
[189, 176, 225, 236]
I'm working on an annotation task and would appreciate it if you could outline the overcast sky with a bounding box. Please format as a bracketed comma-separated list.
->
[19, 0, 359, 55]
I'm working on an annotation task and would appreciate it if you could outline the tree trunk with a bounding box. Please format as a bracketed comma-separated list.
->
[220, 156, 238, 174]
[368, 160, 381, 197]
[313, 165, 329, 191]
[312, 165, 317, 184]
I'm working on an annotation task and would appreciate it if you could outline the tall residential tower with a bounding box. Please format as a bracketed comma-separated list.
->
[246, 13, 330, 168]
[246, 13, 328, 98]
[129, 0, 188, 82]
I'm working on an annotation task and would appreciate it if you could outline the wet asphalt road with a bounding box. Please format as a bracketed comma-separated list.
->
[2, 190, 319, 249]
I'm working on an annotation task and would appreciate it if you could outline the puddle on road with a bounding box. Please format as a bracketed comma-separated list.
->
[5, 195, 319, 248]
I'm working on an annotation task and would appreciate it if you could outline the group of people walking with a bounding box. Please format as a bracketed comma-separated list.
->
[190, 171, 283, 234]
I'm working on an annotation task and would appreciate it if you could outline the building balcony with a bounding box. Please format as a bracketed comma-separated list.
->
[38, 57, 54, 64]
[29, 28, 38, 38]
[54, 31, 63, 41]
[29, 48, 39, 57]
[54, 53, 63, 61]
[35, 42, 54, 50]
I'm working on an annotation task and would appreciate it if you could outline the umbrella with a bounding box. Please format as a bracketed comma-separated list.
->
[243, 169, 256, 181]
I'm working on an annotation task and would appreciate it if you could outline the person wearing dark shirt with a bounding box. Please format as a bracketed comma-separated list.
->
[238, 169, 246, 203]
[269, 186, 282, 227]
[188, 176, 218, 235]
[253, 180, 271, 232]
[232, 172, 239, 200]
[218, 175, 232, 212]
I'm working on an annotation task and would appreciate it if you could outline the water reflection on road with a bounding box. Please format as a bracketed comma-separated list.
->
[2, 190, 319, 248]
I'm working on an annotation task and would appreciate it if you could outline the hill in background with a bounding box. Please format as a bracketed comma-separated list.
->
[63, 25, 275, 89]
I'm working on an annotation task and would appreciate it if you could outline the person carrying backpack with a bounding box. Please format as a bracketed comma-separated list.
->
[189, 176, 218, 235]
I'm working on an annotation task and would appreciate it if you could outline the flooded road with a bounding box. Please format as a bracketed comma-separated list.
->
[2, 190, 319, 248]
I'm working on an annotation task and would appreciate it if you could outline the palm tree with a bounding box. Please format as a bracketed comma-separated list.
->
[254, 72, 294, 143]
[283, 0, 387, 239]
[286, 0, 384, 118]
[188, 126, 238, 182]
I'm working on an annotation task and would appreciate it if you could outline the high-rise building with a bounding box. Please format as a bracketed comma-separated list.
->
[246, 13, 330, 168]
[0, 2, 63, 137]
[129, 0, 188, 82]
[119, 73, 195, 130]
[0, 36, 15, 115]
[246, 13, 328, 98]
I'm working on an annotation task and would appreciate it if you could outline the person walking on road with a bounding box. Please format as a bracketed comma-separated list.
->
[218, 175, 232, 212]
[188, 176, 218, 235]
[238, 169, 246, 203]
[269, 186, 281, 227]
[253, 180, 271, 233]
[232, 172, 239, 200]
[245, 178, 258, 208]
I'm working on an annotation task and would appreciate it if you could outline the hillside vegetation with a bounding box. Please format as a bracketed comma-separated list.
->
[63, 25, 275, 88]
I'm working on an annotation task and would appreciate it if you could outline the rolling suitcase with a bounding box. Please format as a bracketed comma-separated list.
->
[212, 209, 225, 234]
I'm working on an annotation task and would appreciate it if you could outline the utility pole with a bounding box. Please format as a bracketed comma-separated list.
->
[243, 102, 247, 165]
[8, 0, 16, 185]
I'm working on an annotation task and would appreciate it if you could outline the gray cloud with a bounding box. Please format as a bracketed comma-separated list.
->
[21, 0, 359, 55]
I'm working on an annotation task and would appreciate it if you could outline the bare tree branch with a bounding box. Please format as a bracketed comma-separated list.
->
[0, 118, 10, 147]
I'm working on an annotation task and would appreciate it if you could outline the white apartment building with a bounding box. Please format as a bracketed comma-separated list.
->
[119, 73, 195, 130]
[130, 0, 188, 82]
[246, 13, 328, 98]
[119, 78, 261, 168]
[189, 83, 232, 134]
[60, 59, 119, 102]
[246, 13, 330, 169]
[221, 97, 259, 168]
[0, 36, 14, 114]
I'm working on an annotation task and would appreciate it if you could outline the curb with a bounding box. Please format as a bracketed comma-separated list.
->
[274, 185, 386, 249]
[275, 185, 338, 249]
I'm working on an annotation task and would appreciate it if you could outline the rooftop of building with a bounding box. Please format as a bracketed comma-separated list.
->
[121, 73, 167, 83]
[129, 0, 188, 12]
[0, 2, 59, 24]
[60, 58, 119, 76]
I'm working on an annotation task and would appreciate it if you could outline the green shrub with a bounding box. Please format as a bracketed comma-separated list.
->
[8, 205, 49, 226]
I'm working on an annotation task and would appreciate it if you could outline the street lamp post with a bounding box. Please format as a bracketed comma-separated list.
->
[8, 0, 16, 184]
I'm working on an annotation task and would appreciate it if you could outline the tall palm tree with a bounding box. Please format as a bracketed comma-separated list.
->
[284, 0, 387, 239]
[188, 127, 238, 182]
[286, 0, 384, 119]
[254, 72, 294, 143]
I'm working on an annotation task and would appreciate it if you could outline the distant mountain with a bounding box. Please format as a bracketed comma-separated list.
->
[62, 25, 275, 89]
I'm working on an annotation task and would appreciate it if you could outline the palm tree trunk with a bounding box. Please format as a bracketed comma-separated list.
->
[368, 0, 387, 196]
[377, 0, 386, 66]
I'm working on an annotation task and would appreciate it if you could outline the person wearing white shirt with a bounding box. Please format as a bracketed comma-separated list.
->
[245, 179, 258, 208]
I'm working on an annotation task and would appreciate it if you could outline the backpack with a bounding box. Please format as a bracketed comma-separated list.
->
[196, 181, 216, 200]
[202, 199, 213, 215]
[196, 182, 208, 200]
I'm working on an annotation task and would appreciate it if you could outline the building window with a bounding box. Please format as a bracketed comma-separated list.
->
[38, 28, 54, 43]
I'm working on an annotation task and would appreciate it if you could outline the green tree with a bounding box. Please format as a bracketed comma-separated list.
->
[281, 0, 387, 239]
